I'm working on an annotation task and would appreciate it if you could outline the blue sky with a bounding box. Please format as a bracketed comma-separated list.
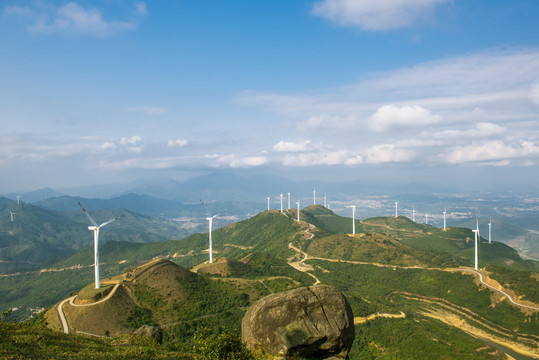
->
[1, 0, 539, 192]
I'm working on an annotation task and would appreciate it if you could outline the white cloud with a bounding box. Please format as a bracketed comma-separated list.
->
[217, 155, 268, 168]
[301, 113, 361, 130]
[273, 140, 314, 152]
[344, 155, 364, 165]
[99, 142, 116, 150]
[370, 104, 441, 132]
[135, 2, 147, 17]
[447, 141, 539, 164]
[364, 144, 415, 163]
[168, 139, 189, 147]
[282, 151, 350, 167]
[31, 3, 136, 36]
[311, 0, 450, 31]
[125, 106, 168, 115]
[5, 2, 146, 37]
[120, 136, 142, 145]
[425, 122, 506, 140]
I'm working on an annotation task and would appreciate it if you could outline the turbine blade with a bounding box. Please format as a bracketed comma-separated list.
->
[78, 202, 98, 227]
[99, 215, 123, 228]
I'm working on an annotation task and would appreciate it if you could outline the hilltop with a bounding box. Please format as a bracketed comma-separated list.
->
[44, 259, 250, 337]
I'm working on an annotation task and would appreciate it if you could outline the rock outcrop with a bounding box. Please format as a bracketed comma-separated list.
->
[241, 285, 354, 359]
[133, 325, 163, 344]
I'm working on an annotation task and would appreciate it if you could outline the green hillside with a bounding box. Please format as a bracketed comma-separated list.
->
[306, 233, 463, 268]
[0, 202, 191, 273]
[1, 206, 538, 359]
[210, 210, 304, 259]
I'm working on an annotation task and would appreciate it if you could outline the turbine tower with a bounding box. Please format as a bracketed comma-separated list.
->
[9, 211, 16, 222]
[16, 195, 21, 205]
[350, 205, 356, 235]
[206, 212, 223, 264]
[296, 201, 300, 222]
[280, 193, 283, 213]
[288, 192, 291, 210]
[395, 202, 398, 217]
[324, 194, 327, 208]
[79, 202, 122, 289]
[443, 208, 447, 231]
[472, 215, 480, 270]
[313, 188, 316, 205]
[267, 196, 270, 211]
[412, 205, 415, 222]
[488, 219, 492, 244]
[425, 212, 429, 225]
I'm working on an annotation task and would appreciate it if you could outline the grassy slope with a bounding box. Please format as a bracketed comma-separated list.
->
[0, 321, 185, 359]
[306, 233, 464, 268]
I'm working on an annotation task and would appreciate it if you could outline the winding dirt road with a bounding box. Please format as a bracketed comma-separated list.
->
[57, 283, 122, 334]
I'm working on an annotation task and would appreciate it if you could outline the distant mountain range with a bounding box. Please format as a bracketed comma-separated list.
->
[0, 198, 208, 274]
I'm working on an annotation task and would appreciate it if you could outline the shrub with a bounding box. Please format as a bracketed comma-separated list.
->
[193, 327, 253, 360]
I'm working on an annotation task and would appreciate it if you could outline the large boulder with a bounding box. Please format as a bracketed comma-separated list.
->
[241, 285, 354, 359]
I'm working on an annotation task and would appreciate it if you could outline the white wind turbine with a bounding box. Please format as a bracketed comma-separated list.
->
[324, 194, 327, 208]
[16, 195, 21, 205]
[78, 202, 122, 289]
[443, 208, 447, 231]
[313, 188, 316, 205]
[288, 192, 291, 210]
[350, 205, 356, 235]
[395, 202, 398, 217]
[412, 205, 415, 222]
[9, 211, 16, 222]
[472, 215, 480, 270]
[425, 212, 429, 225]
[201, 200, 224, 264]
[296, 201, 300, 222]
[488, 218, 492, 244]
[206, 212, 224, 264]
[267, 196, 270, 211]
[280, 193, 283, 213]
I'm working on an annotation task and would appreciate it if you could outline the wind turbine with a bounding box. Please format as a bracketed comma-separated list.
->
[288, 192, 291, 210]
[472, 215, 480, 270]
[16, 195, 21, 205]
[280, 193, 283, 213]
[78, 202, 122, 289]
[201, 200, 224, 264]
[395, 202, 398, 217]
[267, 196, 270, 211]
[488, 218, 492, 244]
[324, 194, 327, 208]
[313, 188, 316, 205]
[425, 212, 429, 225]
[412, 205, 415, 222]
[296, 201, 300, 222]
[350, 205, 356, 235]
[443, 208, 447, 231]
[9, 212, 16, 222]
[206, 212, 223, 264]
